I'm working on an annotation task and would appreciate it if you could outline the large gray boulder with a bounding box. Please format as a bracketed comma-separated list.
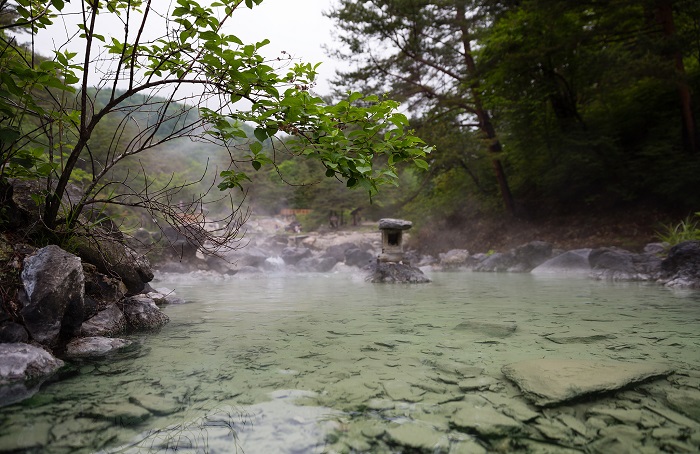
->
[368, 262, 431, 283]
[659, 240, 700, 288]
[322, 242, 359, 262]
[0, 343, 63, 384]
[0, 343, 64, 407]
[588, 247, 662, 281]
[156, 225, 206, 263]
[531, 249, 592, 275]
[0, 322, 29, 343]
[20, 245, 84, 347]
[120, 295, 169, 330]
[502, 358, 673, 406]
[65, 336, 132, 358]
[344, 247, 374, 268]
[223, 245, 270, 268]
[83, 263, 127, 312]
[438, 249, 470, 269]
[281, 247, 312, 265]
[474, 241, 553, 273]
[511, 241, 553, 272]
[73, 226, 153, 295]
[297, 256, 338, 272]
[5, 180, 79, 231]
[474, 251, 515, 272]
[80, 304, 126, 337]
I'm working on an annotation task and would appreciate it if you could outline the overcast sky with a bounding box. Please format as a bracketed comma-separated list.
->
[35, 0, 344, 96]
[224, 0, 343, 95]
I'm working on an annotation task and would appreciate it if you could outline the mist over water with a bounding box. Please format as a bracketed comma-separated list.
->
[1, 271, 699, 453]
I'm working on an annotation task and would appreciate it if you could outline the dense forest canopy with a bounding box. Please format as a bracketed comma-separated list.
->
[327, 0, 700, 225]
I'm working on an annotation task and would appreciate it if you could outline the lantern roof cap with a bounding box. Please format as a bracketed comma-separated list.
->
[378, 218, 412, 230]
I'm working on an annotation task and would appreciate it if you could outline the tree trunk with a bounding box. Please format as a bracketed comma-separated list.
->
[455, 3, 516, 215]
[656, 0, 698, 154]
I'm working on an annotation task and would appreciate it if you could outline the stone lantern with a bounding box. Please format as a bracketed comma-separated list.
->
[369, 218, 430, 283]
[378, 218, 412, 263]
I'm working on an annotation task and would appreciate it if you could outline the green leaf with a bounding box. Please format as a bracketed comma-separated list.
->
[0, 127, 20, 143]
[347, 177, 357, 188]
[199, 30, 219, 41]
[348, 92, 363, 103]
[413, 159, 429, 170]
[251, 160, 262, 171]
[39, 60, 57, 71]
[253, 128, 268, 142]
[325, 168, 335, 177]
[249, 141, 263, 154]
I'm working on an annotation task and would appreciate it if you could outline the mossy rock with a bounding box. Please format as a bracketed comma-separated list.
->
[70, 226, 152, 295]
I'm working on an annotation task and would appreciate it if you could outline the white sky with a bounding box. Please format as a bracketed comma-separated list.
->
[34, 0, 344, 97]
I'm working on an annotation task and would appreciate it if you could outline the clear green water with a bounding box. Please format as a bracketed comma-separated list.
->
[1, 271, 699, 453]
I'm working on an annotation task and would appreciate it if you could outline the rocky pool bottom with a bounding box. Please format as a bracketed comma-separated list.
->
[1, 271, 700, 453]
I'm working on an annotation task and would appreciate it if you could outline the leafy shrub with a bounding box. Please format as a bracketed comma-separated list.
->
[657, 213, 700, 245]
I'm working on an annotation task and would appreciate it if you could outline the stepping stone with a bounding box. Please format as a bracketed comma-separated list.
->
[502, 359, 672, 406]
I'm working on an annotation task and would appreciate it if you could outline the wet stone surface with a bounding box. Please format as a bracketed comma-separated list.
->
[1, 272, 699, 453]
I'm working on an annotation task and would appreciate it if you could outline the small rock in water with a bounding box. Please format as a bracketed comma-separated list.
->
[65, 337, 132, 358]
[502, 359, 673, 406]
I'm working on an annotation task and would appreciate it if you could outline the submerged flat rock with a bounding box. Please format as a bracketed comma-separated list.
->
[385, 423, 448, 451]
[502, 359, 673, 406]
[450, 396, 522, 437]
[454, 320, 516, 338]
[544, 329, 617, 344]
[65, 337, 132, 358]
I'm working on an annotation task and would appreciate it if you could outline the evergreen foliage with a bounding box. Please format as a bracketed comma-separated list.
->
[327, 0, 700, 222]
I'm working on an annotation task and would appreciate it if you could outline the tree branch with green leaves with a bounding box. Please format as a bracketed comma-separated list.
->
[0, 0, 431, 250]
